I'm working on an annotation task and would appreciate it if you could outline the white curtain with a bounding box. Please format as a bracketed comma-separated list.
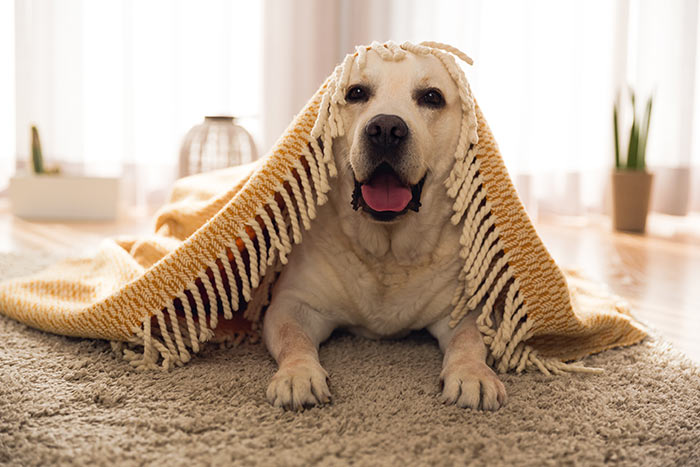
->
[261, 0, 393, 152]
[5, 0, 700, 216]
[392, 0, 624, 217]
[263, 0, 700, 217]
[0, 2, 14, 185]
[7, 0, 263, 208]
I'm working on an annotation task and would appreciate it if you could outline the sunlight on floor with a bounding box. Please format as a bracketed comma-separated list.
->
[537, 213, 700, 363]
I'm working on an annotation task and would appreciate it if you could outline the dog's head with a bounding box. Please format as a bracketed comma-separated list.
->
[332, 49, 463, 224]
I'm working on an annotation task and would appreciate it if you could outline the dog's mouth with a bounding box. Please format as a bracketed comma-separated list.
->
[351, 163, 426, 222]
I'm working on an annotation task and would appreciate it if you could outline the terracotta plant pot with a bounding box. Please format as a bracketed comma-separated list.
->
[611, 170, 653, 233]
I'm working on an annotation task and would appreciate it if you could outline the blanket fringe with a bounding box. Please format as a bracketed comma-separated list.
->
[115, 66, 339, 369]
[431, 43, 602, 375]
[444, 144, 602, 374]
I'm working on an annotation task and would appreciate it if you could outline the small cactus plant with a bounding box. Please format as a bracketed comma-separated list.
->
[613, 90, 653, 171]
[31, 125, 44, 174]
[30, 125, 59, 175]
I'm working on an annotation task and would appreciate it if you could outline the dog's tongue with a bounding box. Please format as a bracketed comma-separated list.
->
[361, 171, 412, 212]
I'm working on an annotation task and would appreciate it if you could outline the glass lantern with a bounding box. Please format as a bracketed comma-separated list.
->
[178, 116, 258, 178]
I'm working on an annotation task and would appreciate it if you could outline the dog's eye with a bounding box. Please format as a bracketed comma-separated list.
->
[346, 85, 369, 103]
[419, 89, 445, 108]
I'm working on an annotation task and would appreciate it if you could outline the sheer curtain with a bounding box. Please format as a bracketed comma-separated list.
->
[5, 0, 700, 216]
[7, 0, 262, 208]
[263, 0, 700, 218]
[0, 2, 14, 185]
[391, 0, 623, 217]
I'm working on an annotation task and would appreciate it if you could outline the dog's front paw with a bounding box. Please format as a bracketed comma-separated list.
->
[439, 361, 507, 410]
[266, 359, 331, 411]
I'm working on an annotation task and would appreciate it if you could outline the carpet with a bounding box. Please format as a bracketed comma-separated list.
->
[1, 252, 699, 466]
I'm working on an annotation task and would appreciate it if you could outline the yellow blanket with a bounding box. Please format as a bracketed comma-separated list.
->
[0, 41, 646, 373]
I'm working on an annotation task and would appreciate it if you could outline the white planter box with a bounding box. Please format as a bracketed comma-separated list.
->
[9, 174, 120, 221]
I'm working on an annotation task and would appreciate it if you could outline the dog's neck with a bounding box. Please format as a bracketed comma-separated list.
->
[328, 176, 458, 267]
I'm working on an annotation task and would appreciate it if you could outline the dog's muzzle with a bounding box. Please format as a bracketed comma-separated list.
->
[351, 114, 425, 221]
[351, 162, 426, 222]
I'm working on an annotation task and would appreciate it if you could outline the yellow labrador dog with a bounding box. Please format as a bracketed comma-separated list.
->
[263, 50, 506, 411]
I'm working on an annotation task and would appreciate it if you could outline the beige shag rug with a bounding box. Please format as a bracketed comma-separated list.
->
[1, 252, 699, 466]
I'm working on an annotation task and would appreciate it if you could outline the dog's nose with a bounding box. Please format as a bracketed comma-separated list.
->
[365, 114, 408, 149]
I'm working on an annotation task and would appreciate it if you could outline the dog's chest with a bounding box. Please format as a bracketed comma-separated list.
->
[342, 253, 460, 337]
[287, 217, 462, 337]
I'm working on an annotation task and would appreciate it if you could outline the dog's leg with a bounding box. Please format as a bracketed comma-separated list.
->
[263, 297, 336, 410]
[428, 311, 507, 410]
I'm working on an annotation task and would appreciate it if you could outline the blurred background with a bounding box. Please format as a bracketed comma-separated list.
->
[1, 0, 699, 220]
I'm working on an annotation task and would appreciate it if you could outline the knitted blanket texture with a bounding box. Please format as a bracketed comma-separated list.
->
[0, 41, 646, 373]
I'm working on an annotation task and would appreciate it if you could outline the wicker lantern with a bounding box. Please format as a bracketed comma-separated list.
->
[179, 116, 258, 178]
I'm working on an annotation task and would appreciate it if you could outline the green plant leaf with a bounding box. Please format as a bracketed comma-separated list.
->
[613, 99, 621, 169]
[627, 120, 639, 170]
[630, 88, 636, 112]
[626, 89, 638, 170]
[31, 125, 44, 174]
[638, 95, 653, 171]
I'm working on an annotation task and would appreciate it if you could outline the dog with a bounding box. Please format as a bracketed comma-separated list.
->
[262, 49, 507, 411]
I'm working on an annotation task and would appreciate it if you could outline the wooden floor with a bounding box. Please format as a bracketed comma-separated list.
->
[537, 213, 700, 362]
[1, 197, 698, 362]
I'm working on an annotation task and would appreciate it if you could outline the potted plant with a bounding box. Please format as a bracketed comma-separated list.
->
[9, 125, 120, 221]
[611, 90, 653, 233]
